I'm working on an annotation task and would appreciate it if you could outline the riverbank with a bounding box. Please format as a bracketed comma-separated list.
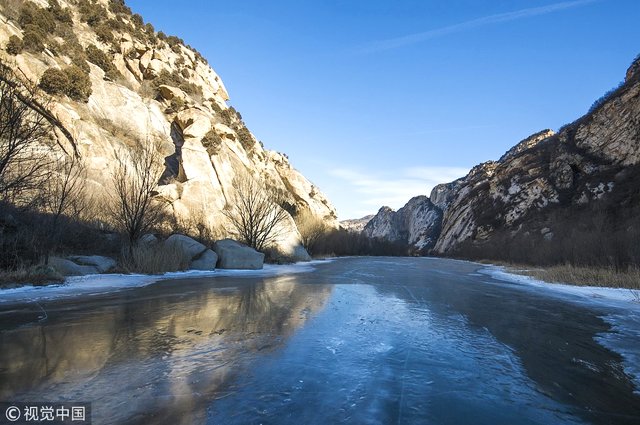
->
[0, 261, 329, 305]
[481, 264, 640, 305]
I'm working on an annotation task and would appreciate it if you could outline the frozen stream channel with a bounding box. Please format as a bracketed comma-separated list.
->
[0, 257, 639, 424]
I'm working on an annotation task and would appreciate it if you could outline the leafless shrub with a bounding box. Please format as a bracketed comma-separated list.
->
[171, 210, 222, 246]
[0, 61, 54, 205]
[295, 209, 329, 256]
[223, 172, 290, 252]
[108, 137, 166, 249]
[38, 153, 87, 264]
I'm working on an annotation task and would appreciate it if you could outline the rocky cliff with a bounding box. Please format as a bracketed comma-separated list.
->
[362, 196, 442, 253]
[0, 0, 337, 257]
[365, 54, 640, 263]
[339, 215, 374, 233]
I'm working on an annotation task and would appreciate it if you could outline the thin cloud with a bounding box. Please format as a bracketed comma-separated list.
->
[329, 166, 468, 213]
[363, 0, 600, 53]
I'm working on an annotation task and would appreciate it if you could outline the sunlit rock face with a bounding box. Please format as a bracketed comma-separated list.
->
[339, 215, 374, 233]
[433, 58, 640, 253]
[363, 196, 443, 253]
[0, 0, 337, 256]
[361, 56, 640, 256]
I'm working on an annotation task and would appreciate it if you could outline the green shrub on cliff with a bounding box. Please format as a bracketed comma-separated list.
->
[21, 27, 45, 53]
[5, 36, 23, 55]
[39, 68, 69, 95]
[39, 66, 92, 102]
[86, 44, 120, 80]
[95, 24, 115, 44]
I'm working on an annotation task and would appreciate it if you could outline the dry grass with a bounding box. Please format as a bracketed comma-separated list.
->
[507, 264, 640, 290]
[119, 242, 191, 274]
[0, 265, 64, 288]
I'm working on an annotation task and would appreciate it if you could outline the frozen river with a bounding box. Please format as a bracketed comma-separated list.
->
[1, 257, 639, 424]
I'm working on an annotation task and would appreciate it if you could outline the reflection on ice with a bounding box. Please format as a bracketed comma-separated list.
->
[1, 257, 639, 425]
[0, 275, 332, 424]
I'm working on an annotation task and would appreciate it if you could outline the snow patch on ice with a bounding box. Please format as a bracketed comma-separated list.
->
[479, 266, 640, 306]
[0, 260, 333, 305]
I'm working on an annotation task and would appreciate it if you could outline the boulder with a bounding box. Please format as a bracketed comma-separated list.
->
[176, 108, 212, 139]
[49, 257, 99, 276]
[140, 233, 159, 246]
[213, 239, 264, 270]
[158, 85, 187, 102]
[291, 245, 312, 262]
[67, 255, 116, 273]
[190, 249, 218, 270]
[165, 234, 207, 259]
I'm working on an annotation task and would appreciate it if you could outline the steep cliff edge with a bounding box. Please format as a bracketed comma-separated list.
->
[365, 54, 640, 265]
[434, 55, 640, 261]
[0, 0, 337, 257]
[362, 196, 442, 253]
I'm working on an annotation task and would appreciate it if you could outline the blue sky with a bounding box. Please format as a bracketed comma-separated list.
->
[128, 0, 639, 219]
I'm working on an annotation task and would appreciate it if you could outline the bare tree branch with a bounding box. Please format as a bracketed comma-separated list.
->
[0, 60, 54, 204]
[223, 172, 290, 252]
[39, 153, 87, 264]
[108, 137, 166, 249]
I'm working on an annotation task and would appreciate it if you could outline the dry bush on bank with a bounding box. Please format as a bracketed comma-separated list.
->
[295, 209, 329, 256]
[312, 228, 408, 257]
[514, 264, 640, 290]
[0, 265, 64, 288]
[118, 242, 191, 274]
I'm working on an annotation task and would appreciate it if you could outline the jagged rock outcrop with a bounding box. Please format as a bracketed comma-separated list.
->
[430, 179, 464, 211]
[0, 0, 337, 258]
[339, 215, 374, 233]
[433, 55, 640, 254]
[363, 196, 442, 252]
[364, 55, 640, 259]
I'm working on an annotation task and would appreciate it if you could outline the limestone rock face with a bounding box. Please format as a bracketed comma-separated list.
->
[362, 55, 640, 256]
[339, 215, 374, 233]
[430, 179, 463, 211]
[0, 0, 337, 257]
[499, 129, 555, 162]
[363, 196, 443, 252]
[213, 239, 264, 270]
[431, 55, 640, 254]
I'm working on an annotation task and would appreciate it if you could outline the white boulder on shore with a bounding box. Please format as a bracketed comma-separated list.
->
[213, 239, 264, 270]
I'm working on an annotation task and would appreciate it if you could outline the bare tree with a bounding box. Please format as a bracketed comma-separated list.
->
[39, 153, 87, 264]
[295, 209, 329, 256]
[223, 172, 290, 252]
[109, 138, 165, 250]
[0, 62, 53, 203]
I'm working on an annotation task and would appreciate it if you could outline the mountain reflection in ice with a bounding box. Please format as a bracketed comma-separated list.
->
[0, 275, 332, 424]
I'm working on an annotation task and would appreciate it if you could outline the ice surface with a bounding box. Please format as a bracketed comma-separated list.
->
[480, 265, 640, 396]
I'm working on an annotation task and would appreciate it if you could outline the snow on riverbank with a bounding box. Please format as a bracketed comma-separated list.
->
[481, 265, 640, 395]
[480, 266, 640, 306]
[0, 260, 332, 305]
